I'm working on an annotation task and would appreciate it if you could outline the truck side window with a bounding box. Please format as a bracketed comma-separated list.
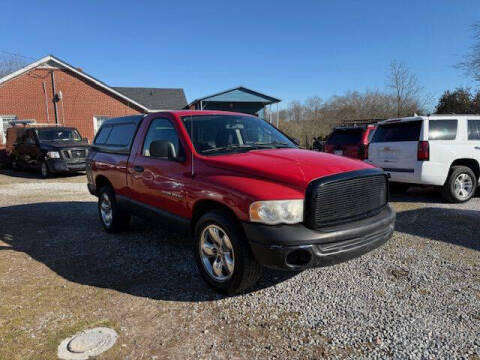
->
[106, 123, 137, 146]
[428, 120, 457, 140]
[94, 125, 112, 145]
[468, 120, 480, 140]
[142, 118, 181, 158]
[25, 131, 36, 145]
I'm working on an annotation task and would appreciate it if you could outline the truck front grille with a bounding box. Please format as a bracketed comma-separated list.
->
[304, 170, 388, 229]
[62, 149, 86, 159]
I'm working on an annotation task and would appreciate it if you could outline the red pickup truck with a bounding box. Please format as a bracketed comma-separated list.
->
[86, 111, 395, 294]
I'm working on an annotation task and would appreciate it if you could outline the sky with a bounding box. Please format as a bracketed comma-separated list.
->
[1, 0, 479, 110]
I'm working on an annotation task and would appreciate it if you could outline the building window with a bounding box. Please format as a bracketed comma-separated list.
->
[93, 116, 111, 134]
[0, 115, 17, 145]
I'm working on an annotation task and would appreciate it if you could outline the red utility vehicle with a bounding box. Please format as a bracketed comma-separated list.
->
[86, 111, 394, 294]
[324, 125, 376, 160]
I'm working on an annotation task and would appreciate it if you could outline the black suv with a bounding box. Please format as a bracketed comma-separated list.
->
[7, 126, 89, 178]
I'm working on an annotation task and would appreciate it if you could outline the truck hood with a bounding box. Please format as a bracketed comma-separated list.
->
[202, 148, 375, 188]
[39, 141, 89, 150]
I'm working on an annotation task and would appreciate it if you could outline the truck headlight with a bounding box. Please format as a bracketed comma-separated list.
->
[249, 199, 304, 225]
[46, 151, 60, 159]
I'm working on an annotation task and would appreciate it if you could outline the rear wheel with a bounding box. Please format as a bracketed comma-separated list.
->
[194, 210, 262, 294]
[442, 166, 477, 203]
[98, 185, 130, 232]
[11, 157, 18, 170]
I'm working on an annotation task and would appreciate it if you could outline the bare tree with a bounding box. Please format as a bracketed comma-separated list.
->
[458, 23, 480, 83]
[0, 53, 27, 78]
[387, 61, 424, 117]
[277, 86, 428, 148]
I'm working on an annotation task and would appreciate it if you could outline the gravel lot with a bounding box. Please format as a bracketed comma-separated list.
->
[0, 169, 479, 359]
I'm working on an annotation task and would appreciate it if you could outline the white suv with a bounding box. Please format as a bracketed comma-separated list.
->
[368, 115, 480, 203]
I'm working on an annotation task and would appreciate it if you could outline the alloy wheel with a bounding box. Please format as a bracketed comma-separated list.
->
[454, 173, 473, 199]
[100, 193, 113, 227]
[41, 163, 48, 178]
[199, 224, 235, 282]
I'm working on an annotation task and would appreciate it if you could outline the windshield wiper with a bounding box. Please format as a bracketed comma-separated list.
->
[249, 142, 292, 148]
[201, 142, 293, 154]
[201, 144, 259, 154]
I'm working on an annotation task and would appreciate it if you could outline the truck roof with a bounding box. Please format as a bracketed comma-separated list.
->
[150, 110, 258, 117]
[102, 110, 257, 127]
[379, 114, 480, 124]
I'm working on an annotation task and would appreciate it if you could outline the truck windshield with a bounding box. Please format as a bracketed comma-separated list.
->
[326, 128, 363, 145]
[182, 115, 296, 155]
[37, 128, 82, 142]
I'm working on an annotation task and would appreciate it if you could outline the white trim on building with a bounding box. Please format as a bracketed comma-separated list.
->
[0, 55, 150, 112]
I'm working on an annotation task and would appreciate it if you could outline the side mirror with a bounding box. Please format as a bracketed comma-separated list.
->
[150, 140, 184, 161]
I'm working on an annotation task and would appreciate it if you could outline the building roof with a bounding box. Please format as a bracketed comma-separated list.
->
[188, 86, 281, 107]
[113, 87, 187, 110]
[0, 55, 187, 112]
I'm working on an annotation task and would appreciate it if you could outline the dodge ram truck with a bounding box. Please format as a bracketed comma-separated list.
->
[86, 111, 395, 294]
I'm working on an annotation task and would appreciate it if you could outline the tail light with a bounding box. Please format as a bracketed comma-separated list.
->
[417, 141, 429, 161]
[359, 144, 369, 160]
[324, 144, 334, 153]
[359, 144, 368, 160]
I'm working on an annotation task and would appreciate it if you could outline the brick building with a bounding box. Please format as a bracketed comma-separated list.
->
[0, 55, 187, 146]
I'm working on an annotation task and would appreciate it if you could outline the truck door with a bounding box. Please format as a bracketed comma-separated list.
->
[25, 130, 41, 169]
[128, 117, 191, 219]
[16, 130, 37, 169]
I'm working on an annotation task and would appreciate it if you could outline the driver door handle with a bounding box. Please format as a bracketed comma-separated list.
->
[134, 165, 144, 173]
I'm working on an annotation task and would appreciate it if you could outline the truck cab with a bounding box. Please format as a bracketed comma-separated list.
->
[87, 111, 395, 294]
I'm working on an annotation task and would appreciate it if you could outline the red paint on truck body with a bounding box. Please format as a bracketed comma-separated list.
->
[89, 110, 375, 222]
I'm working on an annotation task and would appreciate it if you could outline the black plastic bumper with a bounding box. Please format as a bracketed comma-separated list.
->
[243, 205, 395, 270]
[47, 159, 86, 173]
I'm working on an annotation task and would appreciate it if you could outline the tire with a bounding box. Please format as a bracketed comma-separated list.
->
[389, 182, 410, 194]
[194, 210, 262, 294]
[40, 161, 50, 178]
[442, 166, 477, 203]
[11, 157, 18, 170]
[98, 185, 131, 233]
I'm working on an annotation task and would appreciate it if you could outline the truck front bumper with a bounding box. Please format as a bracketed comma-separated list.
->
[47, 159, 86, 173]
[243, 205, 395, 270]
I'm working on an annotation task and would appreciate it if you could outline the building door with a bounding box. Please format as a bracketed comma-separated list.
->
[0, 115, 16, 146]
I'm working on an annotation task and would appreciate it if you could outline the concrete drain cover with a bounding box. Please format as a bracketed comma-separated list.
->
[57, 327, 118, 360]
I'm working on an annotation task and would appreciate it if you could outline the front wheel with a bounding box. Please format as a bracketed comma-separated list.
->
[194, 210, 262, 294]
[98, 186, 130, 233]
[40, 161, 50, 178]
[442, 166, 477, 203]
